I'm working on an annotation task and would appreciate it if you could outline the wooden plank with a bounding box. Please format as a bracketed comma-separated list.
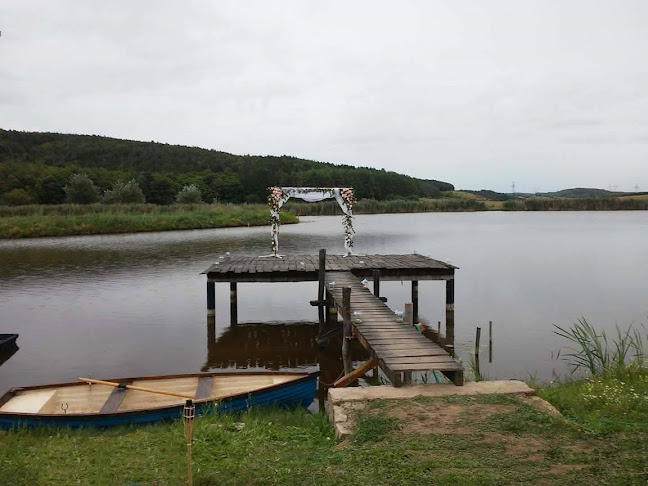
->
[372, 343, 446, 352]
[195, 376, 213, 399]
[383, 356, 459, 365]
[376, 349, 449, 358]
[388, 362, 463, 372]
[99, 386, 128, 413]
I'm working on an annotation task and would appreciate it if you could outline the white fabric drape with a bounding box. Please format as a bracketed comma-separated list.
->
[270, 187, 352, 256]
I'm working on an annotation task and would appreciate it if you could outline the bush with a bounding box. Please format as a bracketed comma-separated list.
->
[63, 173, 100, 204]
[175, 184, 203, 204]
[102, 179, 146, 204]
[1, 188, 35, 206]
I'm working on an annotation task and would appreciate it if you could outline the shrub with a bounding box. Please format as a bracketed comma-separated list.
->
[63, 173, 100, 204]
[175, 184, 203, 204]
[1, 188, 35, 206]
[102, 179, 146, 204]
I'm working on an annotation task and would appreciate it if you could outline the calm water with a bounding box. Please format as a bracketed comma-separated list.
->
[1, 211, 647, 394]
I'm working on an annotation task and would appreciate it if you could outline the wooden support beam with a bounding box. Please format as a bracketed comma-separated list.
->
[326, 287, 338, 327]
[412, 280, 419, 323]
[207, 281, 215, 316]
[489, 320, 493, 363]
[342, 286, 352, 375]
[318, 249, 326, 334]
[333, 358, 376, 388]
[446, 278, 455, 354]
[230, 282, 238, 326]
[372, 269, 380, 297]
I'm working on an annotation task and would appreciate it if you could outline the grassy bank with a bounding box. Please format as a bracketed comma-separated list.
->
[0, 204, 298, 238]
[502, 197, 648, 211]
[2, 390, 646, 485]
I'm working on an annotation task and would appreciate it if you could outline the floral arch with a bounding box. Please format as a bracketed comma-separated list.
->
[268, 187, 355, 257]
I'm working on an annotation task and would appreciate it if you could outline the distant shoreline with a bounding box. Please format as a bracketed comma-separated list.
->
[1, 199, 646, 239]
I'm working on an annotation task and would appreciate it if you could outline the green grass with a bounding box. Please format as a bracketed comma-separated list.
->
[0, 203, 298, 238]
[2, 391, 647, 485]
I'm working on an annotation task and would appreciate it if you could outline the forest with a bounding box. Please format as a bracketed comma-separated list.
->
[0, 129, 454, 205]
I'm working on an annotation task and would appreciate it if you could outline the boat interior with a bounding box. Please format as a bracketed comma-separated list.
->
[0, 374, 298, 415]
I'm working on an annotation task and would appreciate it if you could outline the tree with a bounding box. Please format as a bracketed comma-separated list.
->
[102, 179, 146, 204]
[64, 173, 100, 204]
[175, 184, 202, 204]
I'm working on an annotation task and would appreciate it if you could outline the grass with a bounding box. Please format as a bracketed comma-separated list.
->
[536, 318, 647, 433]
[0, 203, 298, 238]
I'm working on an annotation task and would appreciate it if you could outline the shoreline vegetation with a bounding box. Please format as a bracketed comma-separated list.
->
[0, 203, 298, 239]
[1, 321, 645, 484]
[2, 193, 648, 239]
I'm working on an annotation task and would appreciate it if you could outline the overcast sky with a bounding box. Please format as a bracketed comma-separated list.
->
[1, 1, 647, 192]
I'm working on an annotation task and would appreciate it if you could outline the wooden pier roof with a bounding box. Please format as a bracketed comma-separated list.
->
[203, 254, 456, 282]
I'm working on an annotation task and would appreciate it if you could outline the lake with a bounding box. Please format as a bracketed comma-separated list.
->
[1, 211, 646, 395]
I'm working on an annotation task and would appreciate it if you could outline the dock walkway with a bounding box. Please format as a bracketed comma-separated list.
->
[203, 253, 462, 387]
[326, 271, 463, 386]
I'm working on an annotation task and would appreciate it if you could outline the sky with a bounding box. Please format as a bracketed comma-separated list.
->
[1, 1, 647, 193]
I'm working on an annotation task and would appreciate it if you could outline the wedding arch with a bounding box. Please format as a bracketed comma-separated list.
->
[267, 187, 355, 257]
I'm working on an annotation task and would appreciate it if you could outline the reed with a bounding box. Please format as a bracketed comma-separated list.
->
[0, 203, 298, 238]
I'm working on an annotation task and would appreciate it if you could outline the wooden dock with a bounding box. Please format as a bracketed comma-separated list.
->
[203, 253, 462, 386]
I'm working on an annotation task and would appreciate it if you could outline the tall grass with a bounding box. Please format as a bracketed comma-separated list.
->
[0, 203, 298, 238]
[538, 318, 648, 431]
[554, 317, 646, 377]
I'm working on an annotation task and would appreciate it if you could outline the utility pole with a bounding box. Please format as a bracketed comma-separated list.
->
[511, 182, 516, 194]
[635, 184, 640, 192]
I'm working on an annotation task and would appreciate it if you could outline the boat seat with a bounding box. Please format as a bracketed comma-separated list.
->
[0, 389, 58, 414]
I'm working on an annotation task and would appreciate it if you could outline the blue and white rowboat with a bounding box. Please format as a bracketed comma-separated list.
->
[0, 370, 319, 428]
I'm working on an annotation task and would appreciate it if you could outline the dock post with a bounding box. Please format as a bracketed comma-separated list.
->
[207, 281, 215, 316]
[318, 249, 326, 335]
[445, 278, 455, 355]
[342, 286, 353, 375]
[207, 313, 216, 361]
[372, 270, 380, 297]
[326, 287, 338, 326]
[411, 280, 418, 323]
[475, 326, 481, 378]
[404, 302, 414, 326]
[230, 282, 238, 326]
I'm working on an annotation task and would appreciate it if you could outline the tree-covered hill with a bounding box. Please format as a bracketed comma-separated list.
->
[0, 129, 453, 205]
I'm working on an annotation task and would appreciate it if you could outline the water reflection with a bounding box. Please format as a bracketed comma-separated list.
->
[203, 319, 370, 407]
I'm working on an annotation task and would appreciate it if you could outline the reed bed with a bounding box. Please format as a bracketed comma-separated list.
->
[503, 197, 648, 211]
[284, 198, 486, 216]
[0, 203, 297, 238]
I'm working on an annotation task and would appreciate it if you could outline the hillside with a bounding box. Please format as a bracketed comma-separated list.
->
[0, 129, 453, 205]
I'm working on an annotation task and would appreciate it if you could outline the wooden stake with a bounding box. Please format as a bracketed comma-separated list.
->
[475, 326, 481, 378]
[342, 286, 352, 375]
[489, 320, 493, 363]
[404, 302, 414, 326]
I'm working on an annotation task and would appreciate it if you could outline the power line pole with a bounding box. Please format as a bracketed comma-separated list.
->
[511, 182, 516, 194]
[635, 184, 640, 192]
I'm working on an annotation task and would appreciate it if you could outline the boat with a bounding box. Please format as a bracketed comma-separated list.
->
[0, 369, 319, 428]
[0, 334, 18, 352]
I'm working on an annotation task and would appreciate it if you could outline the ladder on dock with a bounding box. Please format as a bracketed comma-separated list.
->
[326, 271, 463, 386]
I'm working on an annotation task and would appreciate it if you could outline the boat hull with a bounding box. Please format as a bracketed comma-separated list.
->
[0, 371, 318, 428]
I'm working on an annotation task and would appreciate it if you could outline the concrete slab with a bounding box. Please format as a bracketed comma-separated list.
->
[328, 380, 538, 439]
[328, 380, 533, 405]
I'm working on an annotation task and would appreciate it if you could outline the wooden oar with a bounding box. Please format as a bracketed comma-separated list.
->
[79, 377, 196, 399]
